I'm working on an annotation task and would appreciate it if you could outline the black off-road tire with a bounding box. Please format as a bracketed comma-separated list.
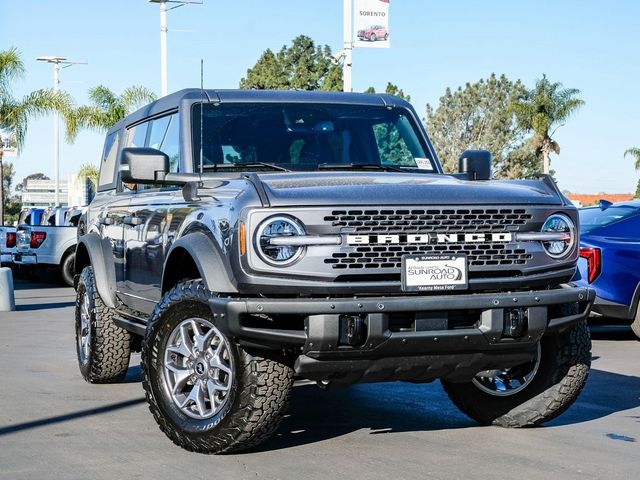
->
[61, 251, 75, 287]
[75, 266, 132, 383]
[442, 314, 591, 427]
[141, 280, 294, 454]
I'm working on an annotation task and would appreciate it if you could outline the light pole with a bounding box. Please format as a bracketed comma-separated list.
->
[148, 0, 202, 97]
[343, 0, 353, 92]
[36, 56, 85, 208]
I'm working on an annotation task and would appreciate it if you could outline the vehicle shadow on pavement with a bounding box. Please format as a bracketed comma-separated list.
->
[0, 398, 146, 437]
[254, 366, 640, 452]
[16, 301, 75, 311]
[549, 367, 640, 427]
[589, 325, 638, 341]
[255, 381, 475, 452]
[12, 278, 68, 290]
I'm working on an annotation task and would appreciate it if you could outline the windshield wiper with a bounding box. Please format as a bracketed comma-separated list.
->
[318, 163, 405, 172]
[205, 162, 290, 172]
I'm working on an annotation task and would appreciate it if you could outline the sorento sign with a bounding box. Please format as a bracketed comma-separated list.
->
[354, 0, 390, 48]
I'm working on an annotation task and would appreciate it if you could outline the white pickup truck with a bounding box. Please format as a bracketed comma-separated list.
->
[13, 207, 85, 286]
[1, 208, 48, 266]
[0, 225, 17, 265]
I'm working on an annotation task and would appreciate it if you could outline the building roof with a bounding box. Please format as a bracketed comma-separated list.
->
[566, 193, 635, 206]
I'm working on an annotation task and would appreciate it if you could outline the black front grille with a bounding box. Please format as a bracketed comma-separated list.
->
[324, 208, 532, 233]
[325, 244, 532, 270]
[323, 207, 535, 271]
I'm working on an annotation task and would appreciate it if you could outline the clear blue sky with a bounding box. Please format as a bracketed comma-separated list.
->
[3, 0, 639, 194]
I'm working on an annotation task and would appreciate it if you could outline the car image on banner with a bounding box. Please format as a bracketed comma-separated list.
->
[354, 0, 390, 48]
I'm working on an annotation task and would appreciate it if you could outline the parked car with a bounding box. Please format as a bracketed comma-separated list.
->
[0, 225, 16, 265]
[357, 24, 389, 41]
[2, 208, 47, 268]
[573, 200, 640, 338]
[18, 208, 45, 227]
[13, 206, 84, 286]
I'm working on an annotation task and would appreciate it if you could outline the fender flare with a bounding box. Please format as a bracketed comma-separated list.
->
[75, 233, 118, 308]
[162, 232, 237, 294]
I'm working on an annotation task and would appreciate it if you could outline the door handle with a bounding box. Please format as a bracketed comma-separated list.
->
[123, 216, 143, 226]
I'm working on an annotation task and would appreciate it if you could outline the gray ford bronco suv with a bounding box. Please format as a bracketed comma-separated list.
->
[74, 89, 594, 454]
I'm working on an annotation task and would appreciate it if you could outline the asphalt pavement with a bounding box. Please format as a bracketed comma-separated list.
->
[0, 282, 638, 480]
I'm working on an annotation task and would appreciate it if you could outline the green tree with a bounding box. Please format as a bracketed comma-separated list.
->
[625, 147, 640, 170]
[2, 161, 14, 208]
[511, 74, 584, 174]
[15, 172, 50, 192]
[64, 85, 156, 141]
[0, 47, 72, 224]
[365, 82, 411, 101]
[77, 163, 99, 190]
[425, 74, 536, 178]
[240, 35, 342, 91]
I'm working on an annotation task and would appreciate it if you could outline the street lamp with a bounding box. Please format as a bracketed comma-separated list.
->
[148, 0, 202, 97]
[36, 56, 86, 208]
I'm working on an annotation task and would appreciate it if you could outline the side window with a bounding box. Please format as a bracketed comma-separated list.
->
[127, 122, 149, 147]
[148, 114, 180, 173]
[98, 131, 120, 189]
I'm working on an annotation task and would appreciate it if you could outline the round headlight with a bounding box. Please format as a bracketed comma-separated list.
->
[541, 213, 575, 258]
[256, 216, 306, 266]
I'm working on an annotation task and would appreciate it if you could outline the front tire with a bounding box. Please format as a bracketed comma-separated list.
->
[370, 33, 377, 41]
[141, 280, 294, 454]
[442, 315, 591, 427]
[75, 266, 132, 383]
[61, 252, 75, 287]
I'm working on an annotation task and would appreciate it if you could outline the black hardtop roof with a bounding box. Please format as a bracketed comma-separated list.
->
[117, 88, 414, 130]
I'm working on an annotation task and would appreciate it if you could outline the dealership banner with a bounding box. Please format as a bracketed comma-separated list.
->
[354, 0, 390, 48]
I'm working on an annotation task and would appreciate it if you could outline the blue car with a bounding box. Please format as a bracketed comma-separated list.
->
[573, 200, 640, 338]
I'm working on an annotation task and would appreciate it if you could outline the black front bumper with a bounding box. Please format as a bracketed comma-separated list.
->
[210, 286, 594, 385]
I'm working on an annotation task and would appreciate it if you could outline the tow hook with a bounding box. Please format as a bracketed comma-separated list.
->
[503, 308, 528, 338]
[339, 315, 367, 346]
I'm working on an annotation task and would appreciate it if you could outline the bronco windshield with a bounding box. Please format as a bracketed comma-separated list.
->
[192, 103, 435, 172]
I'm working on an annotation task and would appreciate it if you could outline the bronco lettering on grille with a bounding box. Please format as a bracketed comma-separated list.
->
[346, 232, 513, 245]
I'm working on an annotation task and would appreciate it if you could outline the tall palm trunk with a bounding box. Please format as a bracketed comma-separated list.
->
[541, 137, 552, 174]
[0, 136, 4, 226]
[542, 149, 551, 174]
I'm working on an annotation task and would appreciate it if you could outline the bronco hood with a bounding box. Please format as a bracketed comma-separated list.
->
[256, 172, 565, 207]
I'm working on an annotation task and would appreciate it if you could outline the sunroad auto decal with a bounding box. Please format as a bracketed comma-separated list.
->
[347, 232, 513, 245]
[406, 264, 463, 281]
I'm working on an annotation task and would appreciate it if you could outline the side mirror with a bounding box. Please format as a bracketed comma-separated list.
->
[119, 147, 169, 185]
[458, 150, 492, 181]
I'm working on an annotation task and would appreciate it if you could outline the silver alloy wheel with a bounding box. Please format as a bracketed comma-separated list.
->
[78, 289, 91, 365]
[472, 343, 542, 397]
[163, 318, 234, 420]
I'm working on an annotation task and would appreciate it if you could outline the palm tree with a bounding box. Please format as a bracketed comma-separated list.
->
[64, 85, 156, 142]
[625, 147, 640, 170]
[512, 75, 585, 174]
[0, 46, 73, 224]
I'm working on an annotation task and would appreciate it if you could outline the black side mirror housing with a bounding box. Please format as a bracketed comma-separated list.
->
[458, 150, 492, 181]
[119, 147, 169, 185]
